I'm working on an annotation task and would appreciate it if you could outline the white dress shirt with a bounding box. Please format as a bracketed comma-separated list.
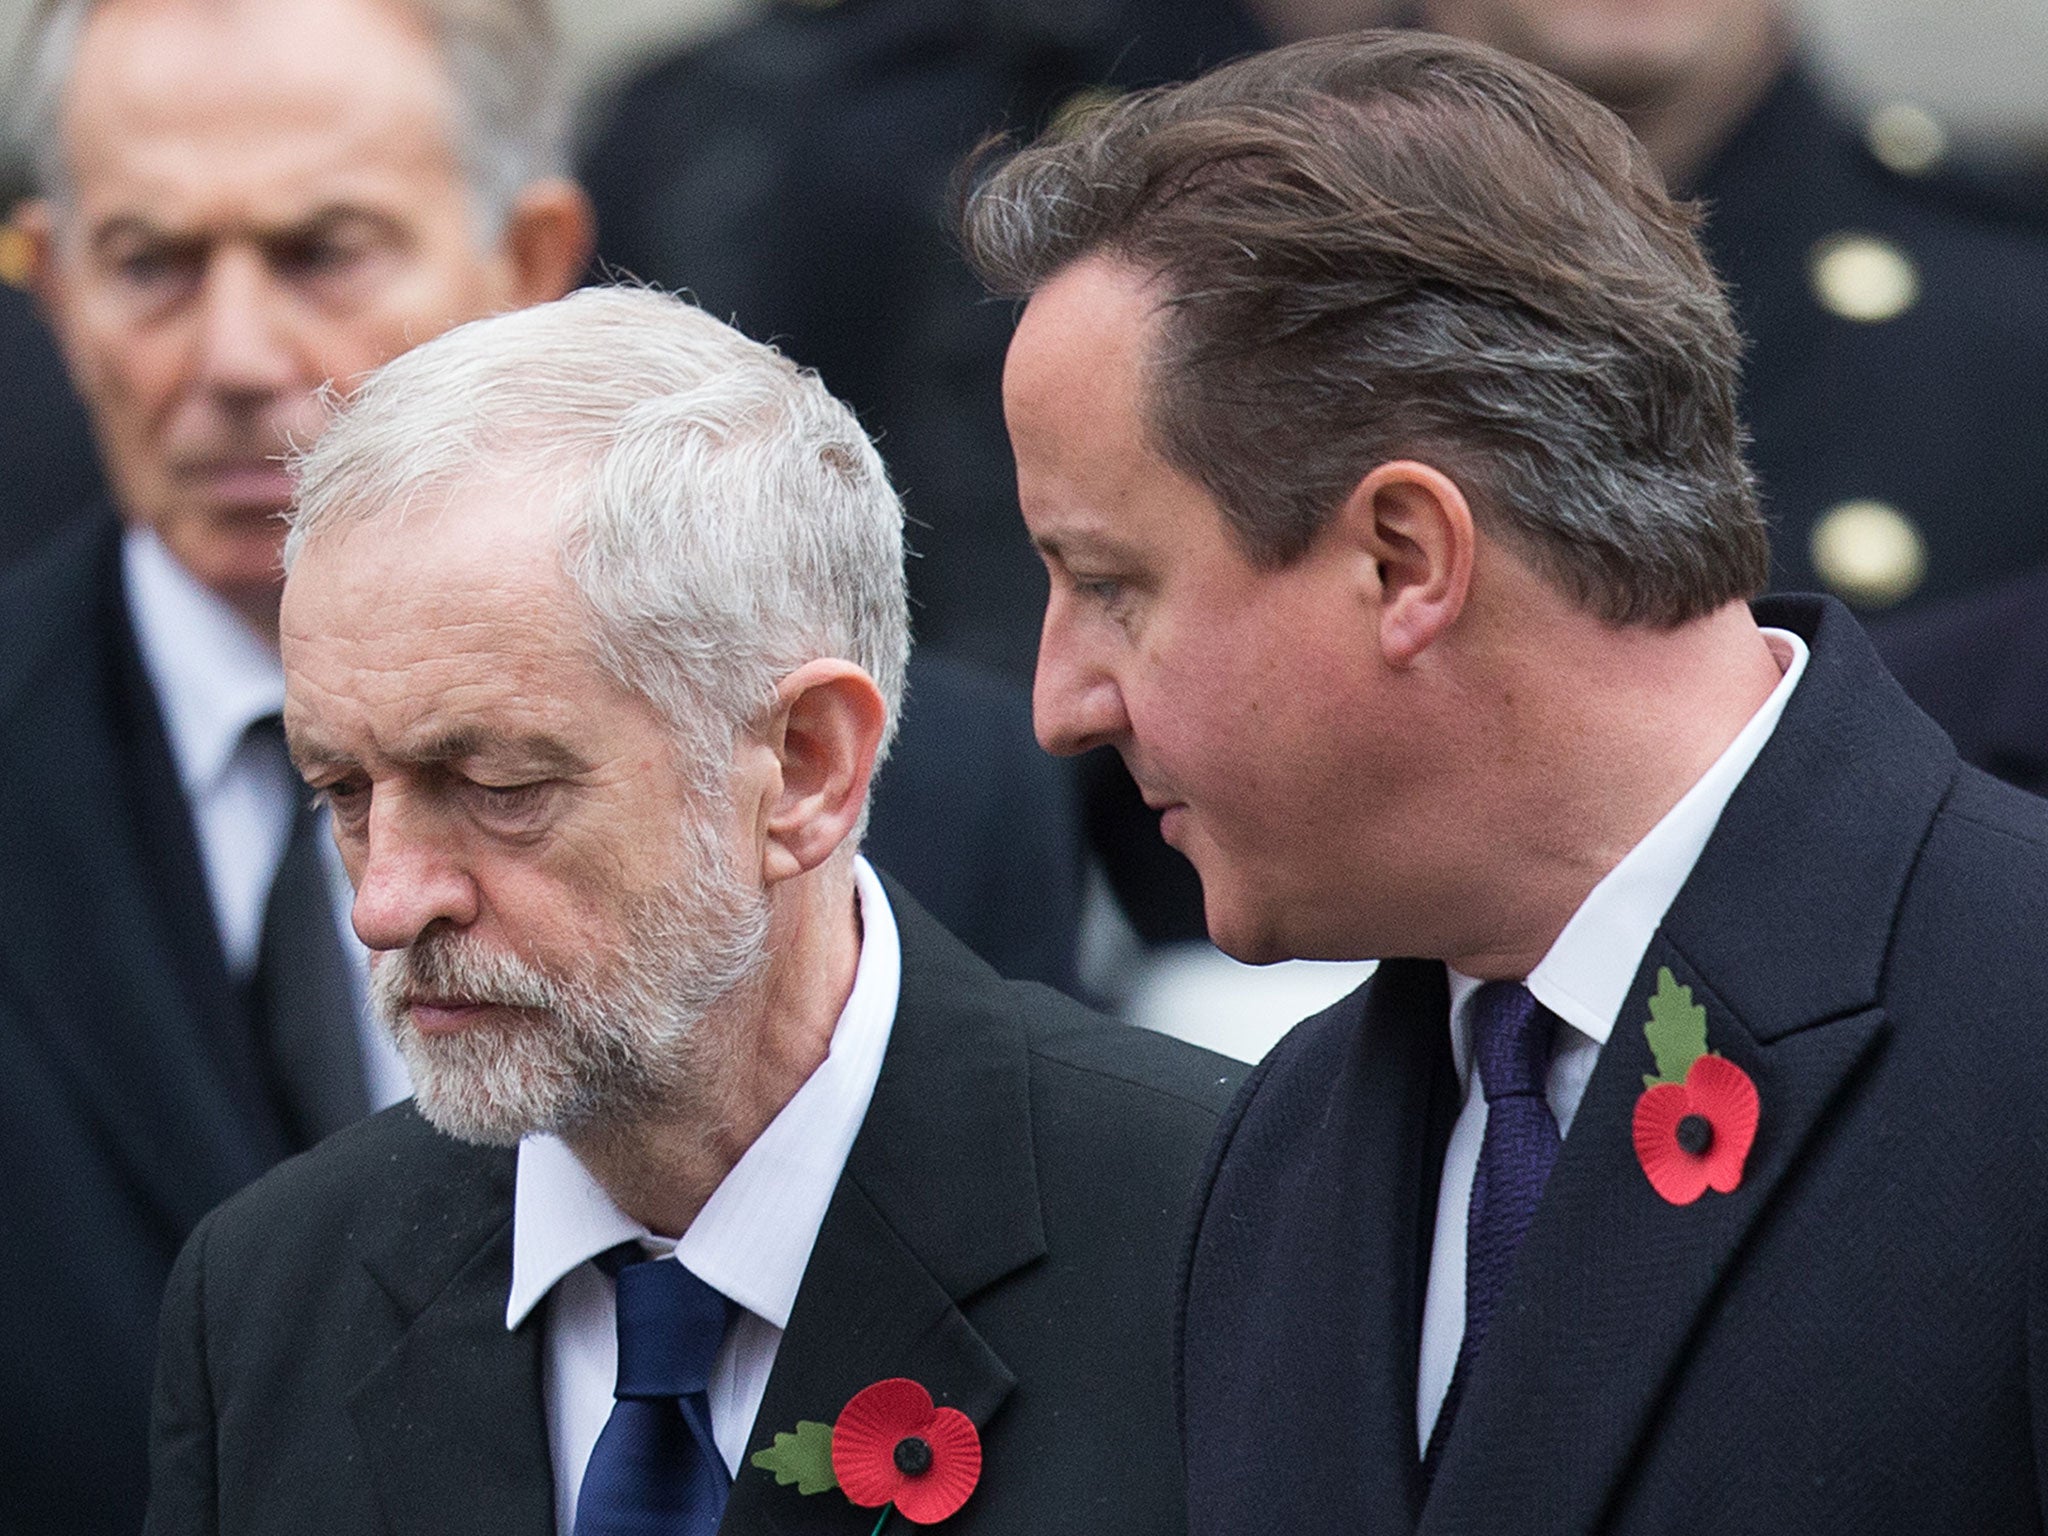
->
[122, 526, 409, 1109]
[506, 857, 902, 1536]
[1416, 629, 1810, 1451]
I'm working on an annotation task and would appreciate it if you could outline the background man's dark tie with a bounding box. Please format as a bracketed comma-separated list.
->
[248, 713, 368, 1149]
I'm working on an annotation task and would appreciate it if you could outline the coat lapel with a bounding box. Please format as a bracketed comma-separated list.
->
[1330, 960, 1459, 1535]
[348, 1143, 554, 1536]
[1422, 598, 1955, 1533]
[1419, 945, 1888, 1534]
[1181, 957, 1456, 1536]
[723, 889, 1042, 1534]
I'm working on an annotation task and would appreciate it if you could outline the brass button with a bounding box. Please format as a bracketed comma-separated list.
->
[1865, 101, 1948, 177]
[0, 222, 31, 289]
[1809, 499, 1927, 608]
[1809, 233, 1920, 323]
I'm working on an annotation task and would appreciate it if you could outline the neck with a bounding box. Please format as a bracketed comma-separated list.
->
[1432, 589, 1783, 980]
[566, 862, 864, 1238]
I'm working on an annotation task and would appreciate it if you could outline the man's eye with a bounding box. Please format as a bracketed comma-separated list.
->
[273, 236, 362, 281]
[1071, 573, 1133, 612]
[472, 781, 552, 821]
[313, 779, 370, 825]
[108, 245, 199, 298]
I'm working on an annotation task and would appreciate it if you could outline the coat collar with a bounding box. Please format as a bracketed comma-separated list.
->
[349, 1119, 554, 1536]
[1420, 596, 1954, 1531]
[724, 884, 1043, 1533]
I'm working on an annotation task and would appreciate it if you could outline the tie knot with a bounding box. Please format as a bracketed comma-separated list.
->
[1469, 981, 1555, 1103]
[611, 1255, 732, 1402]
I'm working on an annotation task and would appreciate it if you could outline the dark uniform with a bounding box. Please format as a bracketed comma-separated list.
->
[1694, 66, 2048, 614]
[580, 19, 2048, 943]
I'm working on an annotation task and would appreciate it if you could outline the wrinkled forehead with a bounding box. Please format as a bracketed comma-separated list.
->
[285, 487, 565, 623]
[56, 0, 463, 210]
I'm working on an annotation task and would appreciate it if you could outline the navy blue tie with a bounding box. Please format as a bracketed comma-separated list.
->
[1425, 981, 1561, 1478]
[575, 1248, 735, 1536]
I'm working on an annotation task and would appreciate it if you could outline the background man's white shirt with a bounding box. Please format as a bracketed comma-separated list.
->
[123, 525, 407, 1108]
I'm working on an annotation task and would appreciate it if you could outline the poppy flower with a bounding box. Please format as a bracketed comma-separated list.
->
[1632, 1053, 1760, 1205]
[831, 1377, 982, 1525]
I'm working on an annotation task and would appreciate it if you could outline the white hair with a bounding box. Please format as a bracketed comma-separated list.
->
[287, 285, 910, 788]
[13, 0, 568, 234]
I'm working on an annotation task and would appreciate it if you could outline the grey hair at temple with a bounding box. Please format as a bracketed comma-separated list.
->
[286, 285, 910, 786]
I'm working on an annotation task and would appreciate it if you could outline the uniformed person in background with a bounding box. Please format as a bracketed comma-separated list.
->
[1413, 0, 2048, 615]
[580, 0, 2048, 959]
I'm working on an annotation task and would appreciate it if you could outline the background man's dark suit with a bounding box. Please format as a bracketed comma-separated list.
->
[0, 513, 304, 1536]
[147, 888, 1237, 1534]
[1181, 596, 2048, 1534]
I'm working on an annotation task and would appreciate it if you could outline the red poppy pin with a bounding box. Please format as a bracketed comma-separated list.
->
[1630, 967, 1760, 1205]
[751, 1377, 982, 1531]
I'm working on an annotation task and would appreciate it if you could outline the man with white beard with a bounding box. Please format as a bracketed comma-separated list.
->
[144, 285, 1238, 1536]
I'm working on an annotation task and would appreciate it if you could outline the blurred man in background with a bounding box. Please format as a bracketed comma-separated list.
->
[0, 1, 591, 1529]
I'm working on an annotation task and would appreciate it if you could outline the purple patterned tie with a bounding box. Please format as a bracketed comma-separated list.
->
[1425, 980, 1561, 1479]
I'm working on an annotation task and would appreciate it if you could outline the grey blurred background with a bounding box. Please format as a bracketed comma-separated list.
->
[0, 0, 2042, 165]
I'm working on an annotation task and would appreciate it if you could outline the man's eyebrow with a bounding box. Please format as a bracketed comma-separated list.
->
[398, 729, 591, 776]
[87, 214, 190, 256]
[88, 203, 403, 256]
[1033, 528, 1145, 566]
[286, 726, 592, 778]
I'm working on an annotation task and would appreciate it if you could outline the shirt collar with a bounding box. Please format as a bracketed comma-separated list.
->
[507, 856, 902, 1330]
[1449, 627, 1809, 1066]
[122, 524, 286, 797]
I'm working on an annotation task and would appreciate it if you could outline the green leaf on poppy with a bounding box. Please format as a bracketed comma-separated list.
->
[751, 1420, 839, 1495]
[1642, 966, 1709, 1087]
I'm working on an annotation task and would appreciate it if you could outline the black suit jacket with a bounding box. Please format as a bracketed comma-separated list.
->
[1181, 596, 2048, 1534]
[146, 887, 1240, 1534]
[0, 513, 298, 1536]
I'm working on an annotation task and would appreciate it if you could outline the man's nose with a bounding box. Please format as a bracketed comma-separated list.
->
[192, 247, 303, 404]
[348, 800, 480, 953]
[1033, 604, 1130, 757]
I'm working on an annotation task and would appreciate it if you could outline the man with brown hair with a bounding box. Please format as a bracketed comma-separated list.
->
[963, 31, 2048, 1534]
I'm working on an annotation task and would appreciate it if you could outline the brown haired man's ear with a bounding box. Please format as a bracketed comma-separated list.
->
[1340, 459, 1477, 668]
[500, 179, 596, 306]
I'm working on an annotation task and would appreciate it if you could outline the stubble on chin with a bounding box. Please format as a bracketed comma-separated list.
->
[370, 861, 770, 1149]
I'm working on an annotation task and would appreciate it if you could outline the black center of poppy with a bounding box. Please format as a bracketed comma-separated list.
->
[894, 1436, 933, 1476]
[1676, 1113, 1714, 1156]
